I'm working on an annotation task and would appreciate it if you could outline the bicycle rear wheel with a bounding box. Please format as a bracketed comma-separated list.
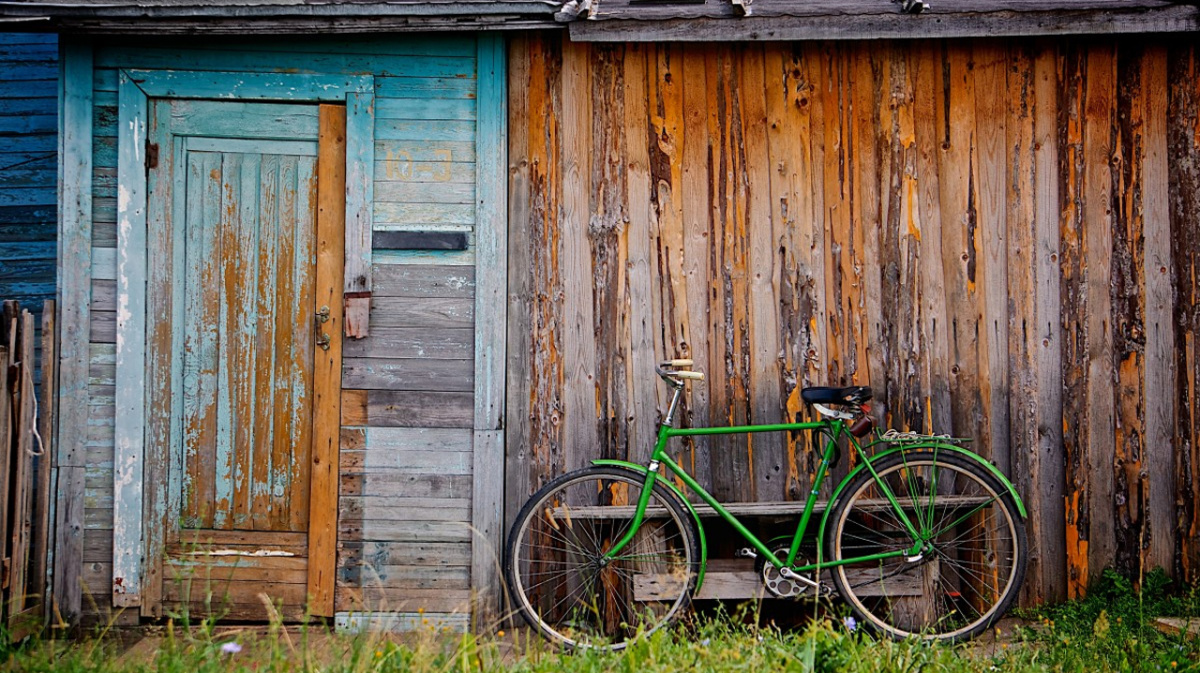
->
[504, 466, 699, 650]
[827, 450, 1026, 642]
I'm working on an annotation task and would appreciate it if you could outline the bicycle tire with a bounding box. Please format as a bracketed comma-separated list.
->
[827, 450, 1027, 642]
[504, 466, 700, 650]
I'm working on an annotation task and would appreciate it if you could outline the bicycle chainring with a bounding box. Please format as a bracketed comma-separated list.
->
[760, 548, 812, 599]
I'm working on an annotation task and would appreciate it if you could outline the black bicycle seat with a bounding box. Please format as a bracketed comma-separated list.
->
[800, 386, 873, 406]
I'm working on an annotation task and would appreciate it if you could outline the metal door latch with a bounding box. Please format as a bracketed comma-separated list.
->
[316, 306, 332, 350]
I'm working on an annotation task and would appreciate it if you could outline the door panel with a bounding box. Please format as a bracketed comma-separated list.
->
[178, 142, 318, 533]
[145, 98, 338, 620]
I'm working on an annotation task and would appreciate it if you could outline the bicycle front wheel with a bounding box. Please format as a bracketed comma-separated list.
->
[827, 450, 1026, 642]
[504, 466, 699, 650]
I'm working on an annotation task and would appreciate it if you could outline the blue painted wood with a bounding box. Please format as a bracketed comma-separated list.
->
[112, 69, 148, 608]
[375, 77, 477, 100]
[0, 33, 58, 320]
[128, 69, 371, 102]
[375, 119, 475, 142]
[375, 97, 476, 121]
[346, 90, 375, 296]
[470, 32, 508, 623]
[53, 38, 91, 626]
[96, 47, 474, 79]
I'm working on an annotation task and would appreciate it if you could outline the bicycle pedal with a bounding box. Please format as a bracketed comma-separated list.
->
[735, 548, 758, 559]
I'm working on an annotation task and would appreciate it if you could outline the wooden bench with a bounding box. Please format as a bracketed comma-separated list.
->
[551, 495, 991, 519]
[634, 558, 926, 600]
[546, 497, 991, 603]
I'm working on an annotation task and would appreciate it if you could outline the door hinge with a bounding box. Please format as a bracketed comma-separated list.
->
[146, 141, 159, 170]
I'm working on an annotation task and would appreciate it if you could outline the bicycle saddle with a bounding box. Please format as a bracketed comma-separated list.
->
[800, 386, 873, 406]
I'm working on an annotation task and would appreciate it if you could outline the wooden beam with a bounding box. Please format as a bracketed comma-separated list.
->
[53, 39, 92, 627]
[309, 103, 347, 618]
[112, 69, 148, 609]
[343, 90, 375, 338]
[471, 33, 507, 630]
[569, 7, 1200, 42]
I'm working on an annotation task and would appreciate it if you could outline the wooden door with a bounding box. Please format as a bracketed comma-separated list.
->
[145, 100, 344, 620]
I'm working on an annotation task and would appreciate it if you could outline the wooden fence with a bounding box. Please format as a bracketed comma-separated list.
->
[1, 300, 55, 638]
[504, 34, 1200, 607]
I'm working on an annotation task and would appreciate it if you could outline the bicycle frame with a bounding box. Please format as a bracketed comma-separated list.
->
[603, 386, 924, 575]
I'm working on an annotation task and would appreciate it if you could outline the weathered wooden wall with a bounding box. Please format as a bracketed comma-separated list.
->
[74, 36, 483, 626]
[505, 33, 1200, 606]
[0, 33, 56, 334]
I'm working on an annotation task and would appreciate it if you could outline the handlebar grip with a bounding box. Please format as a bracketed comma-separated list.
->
[661, 359, 694, 368]
[674, 371, 705, 380]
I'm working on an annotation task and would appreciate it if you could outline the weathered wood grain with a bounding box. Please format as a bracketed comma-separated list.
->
[1167, 43, 1200, 582]
[506, 36, 1200, 603]
[1082, 44, 1117, 589]
[310, 103, 347, 618]
[1031, 44, 1066, 603]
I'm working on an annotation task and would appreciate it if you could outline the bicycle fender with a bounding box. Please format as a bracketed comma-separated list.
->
[818, 443, 1027, 548]
[590, 459, 708, 591]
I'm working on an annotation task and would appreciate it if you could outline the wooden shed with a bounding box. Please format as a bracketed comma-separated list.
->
[0, 0, 1198, 630]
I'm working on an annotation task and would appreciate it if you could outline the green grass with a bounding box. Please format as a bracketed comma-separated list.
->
[2, 570, 1196, 673]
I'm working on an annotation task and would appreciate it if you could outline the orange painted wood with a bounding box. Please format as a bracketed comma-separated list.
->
[308, 104, 347, 617]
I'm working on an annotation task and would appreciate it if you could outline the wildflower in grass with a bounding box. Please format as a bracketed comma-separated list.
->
[221, 642, 242, 655]
[843, 616, 858, 632]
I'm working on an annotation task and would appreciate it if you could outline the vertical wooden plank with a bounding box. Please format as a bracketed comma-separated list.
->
[680, 45, 713, 490]
[589, 44, 629, 467]
[216, 151, 247, 530]
[512, 34, 565, 511]
[503, 34, 533, 532]
[974, 42, 1011, 475]
[33, 302, 57, 618]
[140, 98, 175, 617]
[1139, 46, 1175, 577]
[912, 43, 951, 438]
[54, 40, 92, 625]
[1082, 43, 1117, 587]
[703, 45, 753, 502]
[285, 154, 317, 533]
[1167, 44, 1199, 582]
[821, 44, 853, 393]
[937, 44, 983, 451]
[741, 45, 785, 502]
[309, 103, 346, 618]
[182, 150, 222, 531]
[1059, 43, 1091, 599]
[112, 69, 147, 608]
[252, 154, 280, 531]
[0, 342, 9, 617]
[850, 43, 883, 402]
[622, 43, 658, 464]
[1005, 43, 1042, 604]
[472, 33, 507, 626]
[654, 44, 705, 487]
[9, 311, 37, 619]
[1032, 43, 1066, 604]
[560, 35, 597, 475]
[765, 43, 823, 499]
[344, 89, 375, 338]
[1112, 44, 1148, 578]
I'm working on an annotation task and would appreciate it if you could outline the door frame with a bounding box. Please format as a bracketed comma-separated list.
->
[111, 70, 372, 617]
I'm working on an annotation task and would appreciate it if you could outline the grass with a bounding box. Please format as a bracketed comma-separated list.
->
[1, 569, 1196, 673]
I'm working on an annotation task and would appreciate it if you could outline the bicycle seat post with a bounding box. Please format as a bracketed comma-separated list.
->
[663, 383, 685, 427]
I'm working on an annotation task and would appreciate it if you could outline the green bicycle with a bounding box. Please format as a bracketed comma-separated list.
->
[504, 359, 1028, 649]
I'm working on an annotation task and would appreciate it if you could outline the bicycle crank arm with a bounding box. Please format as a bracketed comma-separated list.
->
[778, 566, 820, 589]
